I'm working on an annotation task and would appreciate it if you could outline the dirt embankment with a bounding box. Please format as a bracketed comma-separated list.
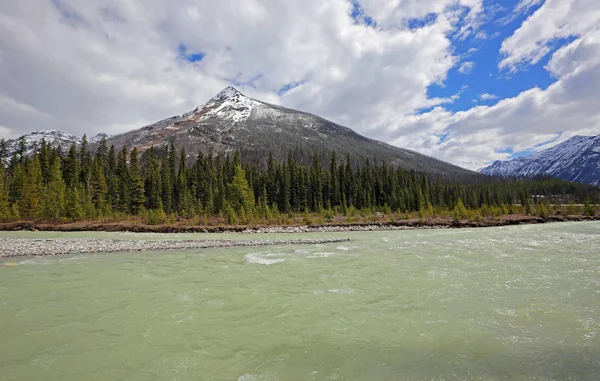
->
[0, 215, 598, 234]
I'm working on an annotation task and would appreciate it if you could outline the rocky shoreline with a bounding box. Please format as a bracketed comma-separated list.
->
[0, 214, 598, 234]
[0, 237, 350, 258]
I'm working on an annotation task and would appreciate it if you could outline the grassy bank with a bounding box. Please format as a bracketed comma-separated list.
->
[1, 212, 598, 233]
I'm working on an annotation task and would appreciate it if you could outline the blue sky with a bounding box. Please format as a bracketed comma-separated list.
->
[1, 0, 599, 170]
[432, 4, 556, 106]
[423, 0, 569, 158]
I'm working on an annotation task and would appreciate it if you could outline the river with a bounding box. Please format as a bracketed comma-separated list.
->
[1, 222, 599, 380]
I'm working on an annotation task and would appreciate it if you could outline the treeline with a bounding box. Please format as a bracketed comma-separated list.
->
[0, 137, 598, 224]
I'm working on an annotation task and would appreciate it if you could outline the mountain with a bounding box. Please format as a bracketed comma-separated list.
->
[480, 134, 600, 186]
[2, 130, 110, 159]
[103, 86, 470, 175]
[2, 87, 471, 175]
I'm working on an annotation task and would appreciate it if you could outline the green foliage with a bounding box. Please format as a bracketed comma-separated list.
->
[65, 186, 84, 221]
[129, 147, 145, 214]
[226, 165, 255, 216]
[566, 201, 577, 216]
[19, 156, 42, 219]
[453, 198, 467, 222]
[41, 159, 66, 221]
[536, 202, 548, 218]
[223, 203, 238, 225]
[145, 208, 167, 225]
[584, 198, 596, 217]
[3, 143, 599, 226]
[0, 165, 10, 221]
[323, 208, 334, 222]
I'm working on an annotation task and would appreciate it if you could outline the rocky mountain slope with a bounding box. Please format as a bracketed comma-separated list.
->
[480, 134, 600, 186]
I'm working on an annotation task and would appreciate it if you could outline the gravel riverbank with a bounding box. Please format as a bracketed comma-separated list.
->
[0, 237, 350, 258]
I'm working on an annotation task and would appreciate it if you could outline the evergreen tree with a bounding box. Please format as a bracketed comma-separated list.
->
[160, 148, 173, 214]
[0, 164, 10, 220]
[116, 147, 130, 212]
[42, 159, 66, 221]
[129, 147, 145, 214]
[90, 158, 108, 214]
[227, 164, 255, 217]
[63, 143, 80, 189]
[19, 155, 43, 219]
[65, 186, 84, 221]
[144, 149, 163, 210]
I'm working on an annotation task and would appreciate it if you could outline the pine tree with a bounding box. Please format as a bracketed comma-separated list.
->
[227, 164, 255, 217]
[90, 159, 108, 214]
[144, 149, 163, 211]
[42, 159, 66, 221]
[160, 148, 173, 214]
[19, 155, 43, 219]
[279, 164, 291, 213]
[329, 151, 339, 208]
[38, 139, 51, 184]
[65, 186, 84, 221]
[453, 198, 467, 222]
[63, 143, 80, 189]
[129, 147, 145, 214]
[116, 146, 130, 212]
[258, 184, 270, 219]
[0, 164, 10, 220]
[79, 134, 92, 189]
[174, 148, 187, 213]
[0, 139, 6, 161]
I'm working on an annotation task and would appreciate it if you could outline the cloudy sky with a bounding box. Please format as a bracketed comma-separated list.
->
[1, 0, 599, 169]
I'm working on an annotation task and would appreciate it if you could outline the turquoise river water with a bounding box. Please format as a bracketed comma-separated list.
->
[1, 222, 599, 380]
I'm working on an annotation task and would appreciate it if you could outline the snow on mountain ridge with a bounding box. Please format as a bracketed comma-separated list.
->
[481, 134, 600, 186]
[3, 130, 112, 158]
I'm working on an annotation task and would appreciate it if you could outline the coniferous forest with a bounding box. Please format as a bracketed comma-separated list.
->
[0, 136, 598, 226]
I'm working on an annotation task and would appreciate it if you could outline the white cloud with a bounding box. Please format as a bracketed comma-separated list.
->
[458, 61, 475, 74]
[0, 0, 483, 139]
[479, 93, 498, 101]
[514, 0, 544, 14]
[500, 0, 600, 70]
[384, 29, 600, 170]
[369, 0, 600, 170]
[0, 0, 598, 175]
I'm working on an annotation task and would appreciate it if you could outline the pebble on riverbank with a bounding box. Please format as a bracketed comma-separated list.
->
[0, 238, 350, 258]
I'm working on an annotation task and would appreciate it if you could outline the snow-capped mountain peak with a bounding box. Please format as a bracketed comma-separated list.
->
[209, 86, 244, 103]
[480, 134, 600, 186]
[194, 86, 263, 123]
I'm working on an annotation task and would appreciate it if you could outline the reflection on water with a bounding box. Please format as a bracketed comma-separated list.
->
[1, 222, 599, 380]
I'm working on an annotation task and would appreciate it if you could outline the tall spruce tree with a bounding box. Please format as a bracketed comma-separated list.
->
[42, 159, 66, 221]
[129, 147, 145, 214]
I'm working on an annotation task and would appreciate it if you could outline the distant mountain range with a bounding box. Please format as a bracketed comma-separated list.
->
[6, 87, 596, 186]
[2, 87, 470, 176]
[480, 134, 600, 186]
[3, 130, 109, 158]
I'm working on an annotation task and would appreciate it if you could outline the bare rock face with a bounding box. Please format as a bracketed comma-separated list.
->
[481, 135, 600, 186]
